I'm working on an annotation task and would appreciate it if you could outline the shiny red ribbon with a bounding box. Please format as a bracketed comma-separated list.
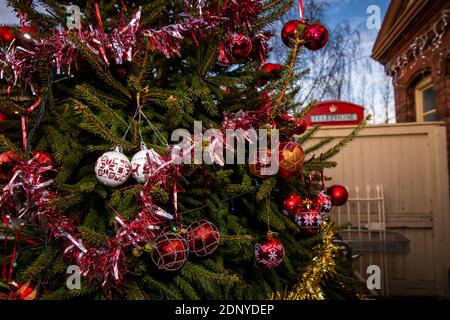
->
[299, 0, 304, 20]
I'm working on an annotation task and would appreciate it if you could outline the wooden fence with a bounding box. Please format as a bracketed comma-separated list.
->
[304, 122, 450, 298]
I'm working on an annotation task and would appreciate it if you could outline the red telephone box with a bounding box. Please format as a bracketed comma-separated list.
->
[304, 101, 365, 126]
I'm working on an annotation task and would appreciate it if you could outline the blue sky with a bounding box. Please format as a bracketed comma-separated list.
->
[0, 0, 394, 122]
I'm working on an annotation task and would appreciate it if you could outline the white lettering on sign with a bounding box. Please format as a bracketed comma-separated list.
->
[311, 114, 358, 123]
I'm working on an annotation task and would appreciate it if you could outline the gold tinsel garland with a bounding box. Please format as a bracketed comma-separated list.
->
[273, 221, 345, 300]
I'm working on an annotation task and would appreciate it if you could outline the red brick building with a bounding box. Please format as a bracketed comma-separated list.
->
[372, 0, 450, 161]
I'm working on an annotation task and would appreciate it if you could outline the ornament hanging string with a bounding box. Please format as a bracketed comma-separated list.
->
[95, 3, 104, 32]
[298, 0, 304, 20]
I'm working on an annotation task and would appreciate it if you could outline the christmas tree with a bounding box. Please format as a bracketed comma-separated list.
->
[0, 0, 368, 300]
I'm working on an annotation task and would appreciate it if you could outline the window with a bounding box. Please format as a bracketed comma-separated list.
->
[414, 77, 437, 122]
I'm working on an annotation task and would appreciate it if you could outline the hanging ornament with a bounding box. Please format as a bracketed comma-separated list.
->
[248, 148, 277, 179]
[151, 233, 189, 271]
[94, 146, 132, 187]
[278, 142, 304, 180]
[186, 220, 220, 257]
[224, 33, 253, 60]
[282, 193, 302, 217]
[286, 118, 308, 138]
[254, 233, 285, 269]
[217, 43, 235, 68]
[0, 26, 14, 44]
[327, 185, 349, 206]
[281, 20, 308, 47]
[311, 191, 332, 218]
[259, 63, 283, 85]
[131, 145, 164, 183]
[10, 281, 38, 300]
[304, 23, 329, 51]
[294, 201, 323, 230]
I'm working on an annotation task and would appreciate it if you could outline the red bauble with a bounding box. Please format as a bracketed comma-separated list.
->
[225, 33, 253, 60]
[327, 185, 349, 206]
[217, 43, 235, 67]
[0, 111, 7, 122]
[32, 151, 53, 166]
[311, 191, 332, 218]
[259, 63, 283, 85]
[151, 234, 189, 271]
[186, 220, 220, 257]
[282, 193, 302, 217]
[11, 281, 38, 300]
[294, 207, 323, 229]
[281, 20, 308, 47]
[254, 233, 285, 269]
[0, 26, 14, 44]
[278, 142, 305, 180]
[304, 23, 329, 51]
[287, 118, 308, 137]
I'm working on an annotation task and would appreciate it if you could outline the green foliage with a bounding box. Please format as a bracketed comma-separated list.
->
[0, 0, 364, 300]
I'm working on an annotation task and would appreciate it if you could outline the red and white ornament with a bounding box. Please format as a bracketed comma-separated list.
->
[225, 33, 253, 60]
[95, 147, 131, 187]
[294, 208, 323, 229]
[254, 233, 285, 269]
[311, 191, 332, 218]
[287, 118, 308, 137]
[217, 43, 235, 67]
[186, 220, 220, 257]
[151, 233, 189, 271]
[131, 145, 165, 183]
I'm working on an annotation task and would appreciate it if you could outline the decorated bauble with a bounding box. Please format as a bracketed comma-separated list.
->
[281, 20, 308, 47]
[32, 151, 53, 166]
[254, 233, 285, 269]
[131, 145, 164, 183]
[294, 207, 323, 230]
[11, 281, 38, 300]
[151, 234, 189, 271]
[225, 33, 253, 60]
[282, 193, 302, 217]
[304, 23, 329, 51]
[186, 220, 220, 257]
[248, 148, 277, 179]
[94, 147, 131, 187]
[327, 185, 349, 206]
[278, 142, 305, 180]
[287, 118, 308, 138]
[0, 26, 14, 44]
[217, 43, 235, 68]
[311, 191, 332, 218]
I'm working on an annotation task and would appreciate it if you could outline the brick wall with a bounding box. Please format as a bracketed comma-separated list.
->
[391, 30, 450, 165]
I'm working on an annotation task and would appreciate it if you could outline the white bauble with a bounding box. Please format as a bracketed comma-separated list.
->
[131, 147, 164, 183]
[95, 148, 131, 187]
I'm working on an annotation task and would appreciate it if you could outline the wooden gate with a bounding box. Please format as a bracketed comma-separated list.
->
[304, 122, 450, 298]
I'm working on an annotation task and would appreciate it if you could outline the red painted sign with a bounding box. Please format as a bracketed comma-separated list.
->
[304, 101, 365, 126]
